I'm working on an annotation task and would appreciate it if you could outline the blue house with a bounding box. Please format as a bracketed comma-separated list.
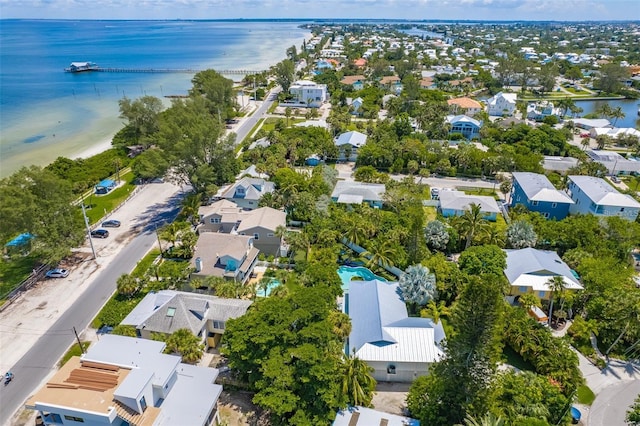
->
[446, 115, 482, 140]
[438, 190, 500, 221]
[567, 175, 640, 221]
[511, 172, 574, 220]
[95, 179, 117, 195]
[305, 154, 322, 166]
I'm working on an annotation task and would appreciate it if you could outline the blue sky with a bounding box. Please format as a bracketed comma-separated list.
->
[1, 0, 638, 21]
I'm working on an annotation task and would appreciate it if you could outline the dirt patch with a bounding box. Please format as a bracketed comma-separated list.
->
[218, 391, 269, 426]
[36, 301, 47, 310]
[371, 382, 411, 416]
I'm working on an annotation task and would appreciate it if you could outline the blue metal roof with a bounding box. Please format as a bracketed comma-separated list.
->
[5, 233, 33, 247]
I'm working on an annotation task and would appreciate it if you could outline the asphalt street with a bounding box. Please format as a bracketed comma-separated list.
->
[233, 88, 279, 145]
[0, 201, 181, 426]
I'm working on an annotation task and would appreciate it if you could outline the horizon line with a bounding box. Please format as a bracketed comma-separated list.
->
[2, 18, 640, 23]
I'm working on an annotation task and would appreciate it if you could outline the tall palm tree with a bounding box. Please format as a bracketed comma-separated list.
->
[455, 203, 490, 249]
[481, 225, 505, 247]
[165, 329, 204, 364]
[180, 194, 201, 226]
[610, 106, 625, 126]
[458, 413, 505, 426]
[341, 352, 377, 407]
[117, 274, 139, 299]
[596, 103, 613, 119]
[581, 137, 591, 151]
[361, 239, 397, 270]
[329, 310, 352, 342]
[556, 97, 575, 118]
[546, 276, 567, 327]
[159, 221, 190, 250]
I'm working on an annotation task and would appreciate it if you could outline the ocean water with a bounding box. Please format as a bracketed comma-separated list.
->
[0, 20, 308, 177]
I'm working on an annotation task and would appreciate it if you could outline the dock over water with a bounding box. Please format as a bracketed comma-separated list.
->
[65, 67, 264, 75]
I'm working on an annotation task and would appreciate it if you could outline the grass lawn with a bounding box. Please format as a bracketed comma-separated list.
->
[577, 384, 596, 405]
[0, 255, 39, 300]
[84, 171, 137, 224]
[59, 341, 91, 367]
[503, 345, 536, 372]
[458, 186, 499, 198]
[424, 206, 438, 222]
[241, 118, 265, 145]
[131, 249, 161, 279]
[260, 117, 305, 133]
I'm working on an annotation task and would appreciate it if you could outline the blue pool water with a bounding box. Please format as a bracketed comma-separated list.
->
[337, 266, 387, 292]
[256, 278, 281, 298]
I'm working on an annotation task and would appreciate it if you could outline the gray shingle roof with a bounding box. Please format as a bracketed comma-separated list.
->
[512, 172, 574, 204]
[221, 177, 274, 201]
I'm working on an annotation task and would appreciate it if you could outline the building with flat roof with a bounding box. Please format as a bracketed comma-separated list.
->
[26, 335, 222, 426]
[334, 406, 420, 426]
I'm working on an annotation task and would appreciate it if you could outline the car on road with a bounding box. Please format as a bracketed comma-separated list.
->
[91, 229, 109, 239]
[580, 133, 590, 138]
[101, 219, 121, 228]
[45, 268, 69, 278]
[611, 176, 621, 183]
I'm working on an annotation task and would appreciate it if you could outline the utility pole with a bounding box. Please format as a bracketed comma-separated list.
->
[154, 223, 164, 256]
[73, 327, 85, 354]
[81, 202, 97, 260]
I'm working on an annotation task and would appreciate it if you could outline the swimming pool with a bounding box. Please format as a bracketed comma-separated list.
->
[255, 278, 281, 297]
[337, 266, 387, 291]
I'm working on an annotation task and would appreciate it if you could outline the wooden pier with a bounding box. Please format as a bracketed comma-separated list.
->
[67, 67, 264, 75]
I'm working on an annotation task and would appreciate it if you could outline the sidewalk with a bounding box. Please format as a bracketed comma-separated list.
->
[0, 181, 181, 373]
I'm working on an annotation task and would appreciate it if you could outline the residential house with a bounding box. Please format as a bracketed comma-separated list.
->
[447, 97, 482, 117]
[586, 150, 640, 175]
[198, 201, 286, 255]
[567, 175, 640, 220]
[420, 77, 436, 89]
[353, 58, 367, 68]
[331, 181, 385, 208]
[504, 247, 583, 301]
[121, 290, 251, 349]
[446, 115, 482, 140]
[26, 335, 222, 426]
[349, 97, 364, 115]
[335, 130, 367, 161]
[346, 279, 445, 382]
[340, 75, 366, 91]
[190, 233, 259, 284]
[378, 75, 402, 93]
[486, 91, 517, 116]
[527, 101, 562, 121]
[219, 177, 275, 210]
[236, 165, 268, 180]
[334, 406, 420, 426]
[511, 172, 575, 220]
[569, 118, 612, 131]
[288, 80, 328, 108]
[590, 127, 640, 140]
[542, 156, 580, 173]
[438, 190, 500, 221]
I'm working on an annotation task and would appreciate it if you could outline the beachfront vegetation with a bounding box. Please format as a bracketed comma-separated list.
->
[0, 166, 85, 265]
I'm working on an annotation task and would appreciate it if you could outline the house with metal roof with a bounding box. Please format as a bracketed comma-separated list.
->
[219, 177, 275, 210]
[567, 175, 640, 220]
[331, 181, 385, 208]
[121, 290, 251, 349]
[346, 280, 445, 383]
[335, 130, 368, 161]
[585, 150, 640, 175]
[446, 114, 482, 139]
[190, 233, 259, 284]
[486, 91, 517, 116]
[334, 406, 420, 426]
[198, 201, 286, 255]
[511, 172, 574, 220]
[25, 335, 222, 426]
[504, 248, 583, 301]
[438, 190, 500, 221]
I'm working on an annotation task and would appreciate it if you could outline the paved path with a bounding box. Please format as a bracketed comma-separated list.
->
[0, 182, 183, 426]
[233, 88, 280, 145]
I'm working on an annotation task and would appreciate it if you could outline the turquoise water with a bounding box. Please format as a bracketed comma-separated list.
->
[0, 20, 308, 176]
[256, 278, 281, 298]
[337, 266, 387, 292]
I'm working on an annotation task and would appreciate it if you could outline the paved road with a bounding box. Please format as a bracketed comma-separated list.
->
[234, 88, 280, 145]
[589, 378, 640, 426]
[0, 197, 182, 426]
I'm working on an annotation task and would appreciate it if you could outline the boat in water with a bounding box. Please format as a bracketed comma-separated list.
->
[64, 61, 99, 73]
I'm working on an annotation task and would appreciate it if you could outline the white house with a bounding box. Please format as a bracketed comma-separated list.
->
[334, 406, 420, 426]
[288, 80, 328, 108]
[335, 130, 367, 161]
[26, 335, 223, 426]
[526, 101, 562, 121]
[486, 91, 518, 116]
[346, 279, 445, 383]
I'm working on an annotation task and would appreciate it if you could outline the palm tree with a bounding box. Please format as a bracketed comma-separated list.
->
[480, 225, 505, 247]
[455, 203, 490, 249]
[499, 181, 512, 204]
[180, 194, 201, 226]
[546, 276, 567, 327]
[596, 134, 611, 150]
[361, 239, 397, 270]
[556, 97, 576, 118]
[458, 413, 505, 426]
[164, 328, 204, 364]
[596, 103, 613, 119]
[329, 310, 352, 341]
[581, 137, 591, 151]
[159, 221, 190, 250]
[117, 274, 139, 298]
[420, 300, 451, 324]
[610, 106, 625, 126]
[341, 352, 377, 407]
